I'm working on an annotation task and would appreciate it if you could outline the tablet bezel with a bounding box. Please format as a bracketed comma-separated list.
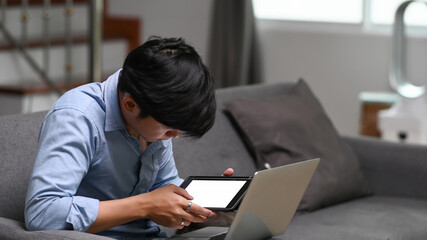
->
[180, 176, 252, 211]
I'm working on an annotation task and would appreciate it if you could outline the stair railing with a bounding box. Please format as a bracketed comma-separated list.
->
[0, 0, 63, 94]
[0, 0, 104, 95]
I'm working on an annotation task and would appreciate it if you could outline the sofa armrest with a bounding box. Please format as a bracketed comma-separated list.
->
[0, 217, 112, 240]
[342, 135, 427, 200]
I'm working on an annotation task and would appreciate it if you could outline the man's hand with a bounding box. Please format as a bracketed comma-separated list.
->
[87, 184, 214, 233]
[146, 169, 235, 227]
[143, 184, 214, 229]
[87, 170, 236, 233]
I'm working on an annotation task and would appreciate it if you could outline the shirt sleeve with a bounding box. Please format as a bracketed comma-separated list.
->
[150, 140, 183, 190]
[25, 108, 100, 232]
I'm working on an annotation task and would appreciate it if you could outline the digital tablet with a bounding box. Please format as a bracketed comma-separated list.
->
[180, 176, 252, 211]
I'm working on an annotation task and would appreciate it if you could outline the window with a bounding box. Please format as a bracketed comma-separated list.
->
[253, 0, 363, 24]
[370, 0, 427, 26]
[253, 0, 427, 32]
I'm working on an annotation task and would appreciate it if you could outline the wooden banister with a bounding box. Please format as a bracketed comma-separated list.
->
[0, 0, 141, 95]
[5, 0, 88, 6]
[103, 0, 141, 53]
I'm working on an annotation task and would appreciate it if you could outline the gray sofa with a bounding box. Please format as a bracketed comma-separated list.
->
[1, 82, 427, 240]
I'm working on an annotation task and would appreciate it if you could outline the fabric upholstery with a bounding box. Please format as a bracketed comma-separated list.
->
[224, 80, 372, 211]
[343, 135, 427, 199]
[280, 196, 427, 240]
[0, 111, 114, 239]
[0, 217, 111, 240]
[0, 111, 46, 222]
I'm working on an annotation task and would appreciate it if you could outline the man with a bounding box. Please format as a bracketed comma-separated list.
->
[25, 37, 232, 239]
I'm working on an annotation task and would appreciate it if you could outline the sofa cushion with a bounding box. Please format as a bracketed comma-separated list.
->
[0, 111, 47, 222]
[0, 217, 111, 240]
[224, 79, 371, 211]
[281, 196, 427, 240]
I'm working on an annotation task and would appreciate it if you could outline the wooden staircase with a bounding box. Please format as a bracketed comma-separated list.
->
[0, 0, 140, 96]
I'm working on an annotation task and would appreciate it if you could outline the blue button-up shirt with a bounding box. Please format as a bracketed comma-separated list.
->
[25, 69, 183, 239]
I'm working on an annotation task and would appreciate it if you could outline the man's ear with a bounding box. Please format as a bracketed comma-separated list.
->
[121, 93, 139, 116]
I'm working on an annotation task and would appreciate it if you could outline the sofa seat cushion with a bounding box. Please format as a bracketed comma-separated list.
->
[281, 196, 427, 240]
[224, 79, 372, 211]
[0, 217, 111, 240]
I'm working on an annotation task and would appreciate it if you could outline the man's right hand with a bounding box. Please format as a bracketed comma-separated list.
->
[143, 184, 214, 228]
[87, 184, 214, 233]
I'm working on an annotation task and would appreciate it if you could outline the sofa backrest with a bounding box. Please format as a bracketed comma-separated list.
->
[0, 111, 47, 222]
[0, 81, 295, 222]
[172, 82, 294, 178]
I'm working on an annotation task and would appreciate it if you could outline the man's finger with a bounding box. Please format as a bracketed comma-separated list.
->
[222, 168, 234, 176]
[172, 185, 194, 200]
[185, 202, 213, 219]
[176, 218, 191, 229]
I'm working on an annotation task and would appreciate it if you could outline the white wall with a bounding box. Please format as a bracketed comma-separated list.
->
[108, 0, 214, 62]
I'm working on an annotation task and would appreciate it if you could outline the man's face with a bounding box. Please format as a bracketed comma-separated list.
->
[119, 92, 181, 142]
[128, 115, 181, 143]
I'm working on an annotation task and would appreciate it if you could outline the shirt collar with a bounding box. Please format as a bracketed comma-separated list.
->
[104, 69, 126, 132]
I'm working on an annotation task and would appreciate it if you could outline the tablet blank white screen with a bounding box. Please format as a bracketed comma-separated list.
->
[185, 180, 247, 208]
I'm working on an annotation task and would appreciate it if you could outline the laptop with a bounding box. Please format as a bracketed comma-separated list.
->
[174, 158, 320, 240]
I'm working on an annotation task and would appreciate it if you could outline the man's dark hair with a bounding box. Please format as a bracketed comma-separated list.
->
[118, 36, 216, 139]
